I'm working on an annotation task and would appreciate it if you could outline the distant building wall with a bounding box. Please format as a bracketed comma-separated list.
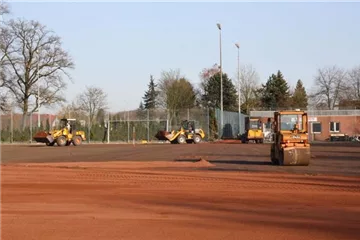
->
[215, 108, 248, 139]
[250, 110, 360, 141]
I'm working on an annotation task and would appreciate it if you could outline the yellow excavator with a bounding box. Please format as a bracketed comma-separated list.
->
[33, 118, 86, 146]
[241, 116, 264, 143]
[155, 120, 205, 144]
[270, 110, 311, 166]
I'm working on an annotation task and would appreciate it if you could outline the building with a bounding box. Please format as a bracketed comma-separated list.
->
[250, 110, 360, 141]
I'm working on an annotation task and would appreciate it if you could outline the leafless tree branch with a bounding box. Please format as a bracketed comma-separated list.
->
[0, 1, 10, 16]
[311, 65, 348, 110]
[0, 18, 74, 122]
[75, 86, 108, 126]
[238, 64, 260, 113]
[347, 65, 360, 100]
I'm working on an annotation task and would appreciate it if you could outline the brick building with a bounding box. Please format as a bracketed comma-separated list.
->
[250, 110, 360, 141]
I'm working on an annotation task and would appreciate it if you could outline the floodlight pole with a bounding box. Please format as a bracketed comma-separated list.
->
[235, 42, 241, 135]
[217, 23, 223, 136]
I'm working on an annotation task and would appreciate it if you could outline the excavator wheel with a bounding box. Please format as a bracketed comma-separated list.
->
[193, 134, 202, 144]
[72, 136, 82, 146]
[177, 134, 186, 144]
[56, 136, 67, 147]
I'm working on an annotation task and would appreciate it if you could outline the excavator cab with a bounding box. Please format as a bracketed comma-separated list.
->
[271, 110, 310, 166]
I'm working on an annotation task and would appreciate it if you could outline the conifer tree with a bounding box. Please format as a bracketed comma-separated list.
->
[291, 79, 308, 109]
[259, 70, 291, 110]
[142, 75, 158, 109]
[201, 72, 238, 112]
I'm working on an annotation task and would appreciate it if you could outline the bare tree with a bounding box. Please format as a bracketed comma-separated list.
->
[157, 69, 196, 126]
[0, 1, 10, 112]
[238, 64, 260, 114]
[57, 101, 85, 119]
[347, 65, 360, 100]
[157, 68, 182, 109]
[0, 19, 74, 127]
[199, 64, 220, 98]
[310, 65, 348, 110]
[76, 86, 108, 127]
[0, 1, 10, 16]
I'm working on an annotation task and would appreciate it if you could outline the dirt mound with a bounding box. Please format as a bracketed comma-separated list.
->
[192, 158, 215, 167]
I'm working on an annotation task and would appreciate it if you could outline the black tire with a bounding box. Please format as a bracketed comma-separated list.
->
[177, 134, 186, 144]
[72, 135, 82, 146]
[193, 134, 202, 144]
[46, 142, 55, 146]
[278, 150, 284, 166]
[56, 136, 67, 147]
[271, 144, 279, 165]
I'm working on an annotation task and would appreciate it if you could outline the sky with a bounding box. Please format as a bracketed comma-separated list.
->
[3, 1, 360, 114]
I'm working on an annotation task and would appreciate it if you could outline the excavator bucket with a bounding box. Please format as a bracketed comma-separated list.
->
[33, 131, 54, 144]
[282, 146, 310, 166]
[155, 130, 174, 141]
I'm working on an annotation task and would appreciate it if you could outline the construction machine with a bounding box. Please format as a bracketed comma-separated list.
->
[33, 118, 86, 146]
[270, 110, 310, 166]
[155, 120, 205, 144]
[240, 116, 264, 143]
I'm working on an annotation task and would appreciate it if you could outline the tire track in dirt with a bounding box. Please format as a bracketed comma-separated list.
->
[5, 163, 360, 193]
[62, 168, 360, 193]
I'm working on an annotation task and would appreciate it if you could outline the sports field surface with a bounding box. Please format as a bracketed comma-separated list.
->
[2, 142, 360, 240]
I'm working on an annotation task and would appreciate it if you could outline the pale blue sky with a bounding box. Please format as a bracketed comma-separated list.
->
[4, 2, 360, 113]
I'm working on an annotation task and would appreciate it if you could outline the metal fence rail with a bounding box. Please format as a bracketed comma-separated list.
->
[2, 107, 359, 143]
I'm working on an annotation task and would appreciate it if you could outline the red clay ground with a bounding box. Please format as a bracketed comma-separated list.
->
[1, 142, 360, 239]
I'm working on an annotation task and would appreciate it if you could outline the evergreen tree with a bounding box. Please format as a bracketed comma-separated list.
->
[201, 72, 238, 112]
[136, 101, 146, 119]
[291, 79, 308, 109]
[142, 75, 158, 109]
[259, 70, 291, 110]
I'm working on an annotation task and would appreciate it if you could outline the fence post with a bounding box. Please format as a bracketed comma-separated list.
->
[133, 126, 135, 146]
[88, 113, 91, 143]
[147, 109, 149, 142]
[10, 107, 13, 143]
[107, 120, 110, 144]
[207, 107, 210, 141]
[29, 112, 32, 143]
[187, 108, 190, 120]
[127, 111, 130, 143]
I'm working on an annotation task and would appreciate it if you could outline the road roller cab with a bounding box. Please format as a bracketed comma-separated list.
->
[271, 110, 311, 166]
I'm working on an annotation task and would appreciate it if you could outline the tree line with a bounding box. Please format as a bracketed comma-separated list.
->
[138, 63, 360, 116]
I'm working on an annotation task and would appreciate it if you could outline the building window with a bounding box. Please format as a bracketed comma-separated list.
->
[330, 122, 340, 132]
[312, 122, 322, 133]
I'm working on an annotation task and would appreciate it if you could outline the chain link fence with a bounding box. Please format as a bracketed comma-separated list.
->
[0, 107, 212, 143]
[2, 107, 360, 144]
